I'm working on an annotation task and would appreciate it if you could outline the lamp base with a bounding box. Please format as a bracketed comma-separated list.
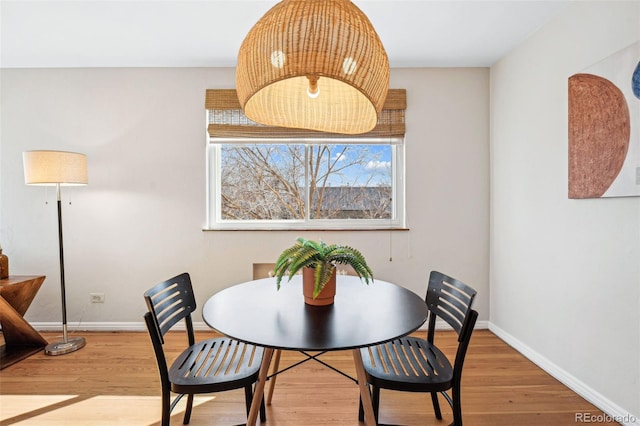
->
[44, 337, 86, 356]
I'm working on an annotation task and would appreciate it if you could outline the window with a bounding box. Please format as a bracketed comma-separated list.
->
[206, 139, 405, 230]
[204, 89, 406, 230]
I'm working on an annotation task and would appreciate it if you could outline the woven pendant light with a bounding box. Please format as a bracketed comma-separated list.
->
[236, 0, 389, 135]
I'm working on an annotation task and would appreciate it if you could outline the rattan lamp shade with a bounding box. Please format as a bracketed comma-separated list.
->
[236, 0, 389, 135]
[23, 151, 88, 186]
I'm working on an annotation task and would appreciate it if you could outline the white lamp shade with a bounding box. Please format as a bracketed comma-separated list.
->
[23, 150, 88, 186]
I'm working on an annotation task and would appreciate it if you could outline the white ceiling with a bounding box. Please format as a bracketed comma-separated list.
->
[0, 0, 569, 69]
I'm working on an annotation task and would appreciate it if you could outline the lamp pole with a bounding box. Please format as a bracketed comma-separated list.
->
[56, 183, 68, 343]
[44, 182, 85, 355]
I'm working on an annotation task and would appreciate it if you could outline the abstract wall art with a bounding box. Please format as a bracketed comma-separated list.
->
[568, 41, 640, 198]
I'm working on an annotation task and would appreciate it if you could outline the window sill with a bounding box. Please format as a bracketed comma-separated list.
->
[202, 227, 410, 232]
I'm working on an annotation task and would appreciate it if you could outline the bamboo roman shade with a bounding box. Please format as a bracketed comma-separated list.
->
[206, 89, 405, 139]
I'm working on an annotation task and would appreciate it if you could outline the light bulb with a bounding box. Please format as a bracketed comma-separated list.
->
[307, 75, 320, 99]
[307, 87, 320, 99]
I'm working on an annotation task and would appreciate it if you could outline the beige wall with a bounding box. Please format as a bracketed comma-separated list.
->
[0, 67, 489, 325]
[490, 1, 640, 421]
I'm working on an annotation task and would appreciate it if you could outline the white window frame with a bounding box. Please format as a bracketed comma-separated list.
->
[206, 138, 406, 230]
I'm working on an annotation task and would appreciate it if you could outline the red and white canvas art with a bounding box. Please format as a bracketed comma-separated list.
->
[568, 41, 640, 199]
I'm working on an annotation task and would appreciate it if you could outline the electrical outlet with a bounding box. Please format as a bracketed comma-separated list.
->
[90, 293, 105, 303]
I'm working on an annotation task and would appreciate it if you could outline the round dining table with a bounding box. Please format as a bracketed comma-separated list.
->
[202, 275, 428, 426]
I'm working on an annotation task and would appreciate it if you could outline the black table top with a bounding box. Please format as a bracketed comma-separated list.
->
[202, 275, 428, 351]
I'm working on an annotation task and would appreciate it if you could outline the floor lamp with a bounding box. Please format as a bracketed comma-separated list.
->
[23, 150, 88, 356]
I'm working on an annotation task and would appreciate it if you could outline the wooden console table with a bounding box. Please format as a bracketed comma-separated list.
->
[0, 275, 48, 369]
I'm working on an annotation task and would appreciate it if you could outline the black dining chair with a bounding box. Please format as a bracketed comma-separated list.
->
[358, 270, 478, 425]
[144, 272, 266, 425]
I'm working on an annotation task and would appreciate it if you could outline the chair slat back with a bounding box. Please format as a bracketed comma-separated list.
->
[426, 271, 476, 339]
[144, 272, 196, 340]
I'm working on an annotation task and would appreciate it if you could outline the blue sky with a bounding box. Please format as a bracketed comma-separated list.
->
[325, 144, 391, 186]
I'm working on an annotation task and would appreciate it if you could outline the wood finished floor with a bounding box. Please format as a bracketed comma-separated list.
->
[0, 330, 617, 425]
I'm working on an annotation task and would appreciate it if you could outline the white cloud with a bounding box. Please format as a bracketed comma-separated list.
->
[366, 160, 391, 170]
[333, 152, 347, 162]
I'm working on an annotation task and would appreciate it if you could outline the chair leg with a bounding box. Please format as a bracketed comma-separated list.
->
[451, 386, 463, 426]
[371, 386, 380, 423]
[266, 349, 282, 405]
[183, 394, 194, 424]
[358, 395, 364, 421]
[161, 388, 171, 426]
[244, 385, 253, 417]
[431, 392, 442, 420]
[260, 394, 267, 422]
[245, 384, 267, 422]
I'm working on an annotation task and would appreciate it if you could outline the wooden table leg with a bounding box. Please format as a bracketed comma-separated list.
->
[266, 349, 282, 405]
[247, 347, 274, 425]
[352, 348, 376, 426]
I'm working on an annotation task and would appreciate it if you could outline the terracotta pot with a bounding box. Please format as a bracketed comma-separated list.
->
[302, 267, 336, 306]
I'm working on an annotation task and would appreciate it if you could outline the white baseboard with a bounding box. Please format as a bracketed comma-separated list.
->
[489, 322, 639, 426]
[430, 319, 489, 331]
[30, 319, 491, 333]
[31, 321, 250, 332]
[31, 322, 149, 332]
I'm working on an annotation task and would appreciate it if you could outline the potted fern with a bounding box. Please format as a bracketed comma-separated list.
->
[274, 237, 374, 306]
